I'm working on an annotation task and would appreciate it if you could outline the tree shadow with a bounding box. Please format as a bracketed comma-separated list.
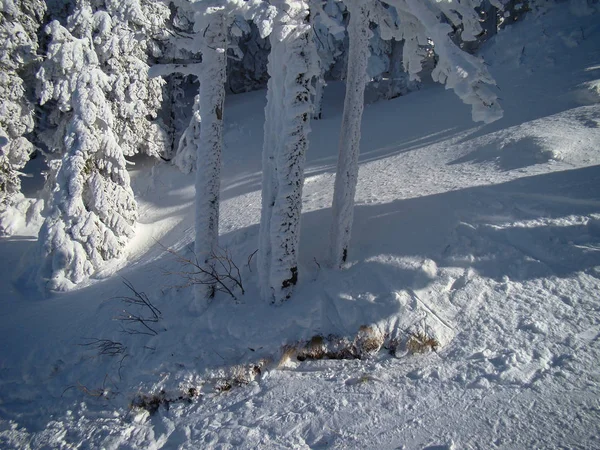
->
[336, 165, 600, 282]
[448, 136, 556, 171]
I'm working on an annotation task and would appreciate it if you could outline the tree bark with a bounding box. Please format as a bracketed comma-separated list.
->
[329, 0, 371, 268]
[258, 3, 318, 303]
[193, 12, 228, 309]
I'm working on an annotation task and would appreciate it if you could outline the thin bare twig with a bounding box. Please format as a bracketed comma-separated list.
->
[80, 338, 127, 357]
[247, 249, 258, 272]
[162, 245, 245, 300]
[114, 279, 162, 336]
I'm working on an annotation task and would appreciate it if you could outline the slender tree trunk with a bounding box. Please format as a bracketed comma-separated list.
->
[193, 12, 228, 309]
[258, 32, 285, 300]
[258, 3, 318, 304]
[387, 38, 407, 99]
[329, 0, 371, 268]
[313, 74, 325, 119]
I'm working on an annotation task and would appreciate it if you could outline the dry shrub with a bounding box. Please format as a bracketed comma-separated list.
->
[325, 335, 355, 359]
[215, 359, 270, 392]
[131, 387, 200, 414]
[278, 344, 299, 368]
[353, 325, 385, 358]
[298, 335, 326, 361]
[406, 331, 439, 354]
[279, 327, 386, 363]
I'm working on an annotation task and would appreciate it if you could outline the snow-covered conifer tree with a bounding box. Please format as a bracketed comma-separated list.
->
[35, 0, 170, 290]
[37, 21, 137, 291]
[0, 0, 45, 235]
[227, 19, 270, 94]
[173, 93, 200, 174]
[312, 0, 346, 119]
[258, 0, 319, 303]
[65, 0, 170, 158]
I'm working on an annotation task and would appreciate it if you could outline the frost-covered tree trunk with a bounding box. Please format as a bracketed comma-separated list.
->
[257, 33, 284, 300]
[37, 22, 136, 291]
[387, 38, 410, 99]
[193, 11, 228, 306]
[312, 74, 325, 119]
[329, 0, 371, 268]
[258, 1, 319, 304]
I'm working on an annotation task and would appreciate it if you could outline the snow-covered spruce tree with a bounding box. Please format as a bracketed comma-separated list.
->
[159, 3, 201, 165]
[328, 0, 372, 268]
[65, 0, 170, 159]
[312, 0, 346, 119]
[227, 18, 271, 94]
[393, 0, 503, 122]
[329, 0, 504, 268]
[37, 21, 137, 291]
[258, 0, 320, 304]
[173, 92, 200, 174]
[0, 0, 45, 235]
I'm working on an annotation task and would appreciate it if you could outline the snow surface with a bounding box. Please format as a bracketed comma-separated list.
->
[2, 5, 600, 448]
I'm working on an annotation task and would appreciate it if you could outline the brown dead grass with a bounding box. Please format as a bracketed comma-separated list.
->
[406, 331, 439, 354]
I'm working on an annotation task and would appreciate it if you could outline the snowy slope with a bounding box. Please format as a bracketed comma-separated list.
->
[2, 4, 600, 448]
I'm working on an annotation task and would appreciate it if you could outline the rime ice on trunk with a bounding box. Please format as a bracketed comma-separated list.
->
[193, 11, 228, 308]
[387, 38, 410, 99]
[329, 0, 371, 268]
[257, 34, 284, 300]
[258, 2, 318, 304]
[312, 74, 325, 120]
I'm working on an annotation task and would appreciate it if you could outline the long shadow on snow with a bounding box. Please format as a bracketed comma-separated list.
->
[448, 135, 555, 171]
[2, 166, 597, 424]
[296, 165, 600, 286]
[167, 165, 600, 373]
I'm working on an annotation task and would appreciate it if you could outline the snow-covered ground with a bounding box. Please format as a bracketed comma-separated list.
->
[2, 4, 600, 448]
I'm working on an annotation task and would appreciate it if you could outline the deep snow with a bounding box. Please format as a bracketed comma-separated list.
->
[1, 4, 600, 449]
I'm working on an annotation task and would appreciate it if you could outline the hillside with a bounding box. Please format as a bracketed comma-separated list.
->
[1, 3, 600, 448]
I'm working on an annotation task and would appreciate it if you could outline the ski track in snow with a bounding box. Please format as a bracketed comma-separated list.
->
[2, 5, 600, 449]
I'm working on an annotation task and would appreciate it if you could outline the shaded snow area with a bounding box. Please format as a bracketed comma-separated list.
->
[2, 5, 600, 449]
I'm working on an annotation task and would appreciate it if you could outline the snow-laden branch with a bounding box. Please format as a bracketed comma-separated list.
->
[385, 0, 503, 123]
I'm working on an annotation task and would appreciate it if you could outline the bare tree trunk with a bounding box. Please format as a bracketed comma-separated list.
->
[329, 0, 371, 268]
[258, 32, 285, 300]
[313, 74, 325, 119]
[193, 12, 228, 310]
[258, 2, 319, 303]
[387, 38, 407, 99]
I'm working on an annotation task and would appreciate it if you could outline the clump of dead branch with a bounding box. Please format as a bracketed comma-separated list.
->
[130, 359, 271, 414]
[115, 279, 162, 336]
[164, 246, 245, 300]
[277, 323, 440, 366]
[131, 387, 200, 414]
[405, 331, 439, 354]
[278, 326, 387, 366]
